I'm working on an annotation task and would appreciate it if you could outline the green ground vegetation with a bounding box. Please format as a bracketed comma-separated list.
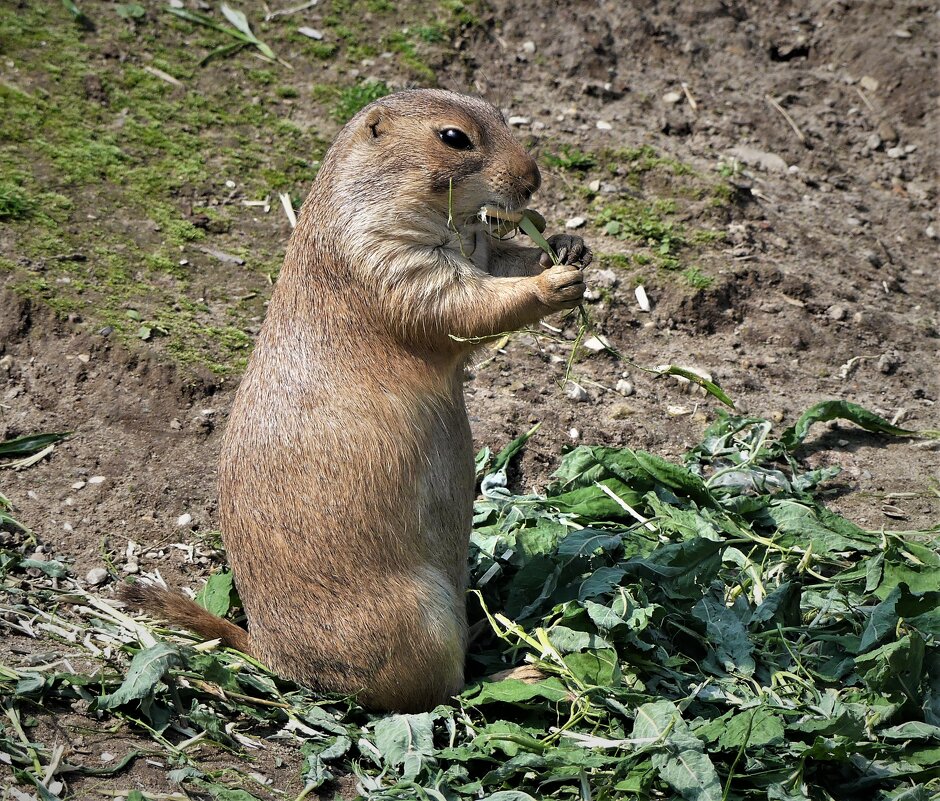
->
[542, 142, 733, 285]
[2, 403, 938, 799]
[0, 1, 479, 374]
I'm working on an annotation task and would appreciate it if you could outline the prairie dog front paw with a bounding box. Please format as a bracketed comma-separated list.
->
[538, 235, 593, 270]
[535, 263, 585, 311]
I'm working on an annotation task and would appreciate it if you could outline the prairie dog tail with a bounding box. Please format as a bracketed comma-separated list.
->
[119, 582, 251, 654]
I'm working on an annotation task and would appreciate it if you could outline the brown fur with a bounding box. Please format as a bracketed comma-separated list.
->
[121, 89, 590, 712]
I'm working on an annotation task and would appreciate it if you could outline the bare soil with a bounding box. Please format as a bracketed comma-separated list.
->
[1, 1, 937, 798]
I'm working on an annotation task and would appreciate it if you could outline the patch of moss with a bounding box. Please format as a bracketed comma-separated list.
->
[330, 80, 391, 123]
[0, 181, 34, 220]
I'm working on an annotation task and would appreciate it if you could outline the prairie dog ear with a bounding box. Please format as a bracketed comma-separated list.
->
[364, 107, 385, 139]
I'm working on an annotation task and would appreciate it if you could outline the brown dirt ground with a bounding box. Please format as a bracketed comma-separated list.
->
[1, 1, 938, 799]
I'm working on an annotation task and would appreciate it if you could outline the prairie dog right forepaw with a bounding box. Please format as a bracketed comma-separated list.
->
[535, 263, 585, 310]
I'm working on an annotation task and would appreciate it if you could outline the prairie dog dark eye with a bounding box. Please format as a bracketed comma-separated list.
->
[438, 127, 473, 150]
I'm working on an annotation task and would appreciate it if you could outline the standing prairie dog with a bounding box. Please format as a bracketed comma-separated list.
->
[122, 89, 592, 712]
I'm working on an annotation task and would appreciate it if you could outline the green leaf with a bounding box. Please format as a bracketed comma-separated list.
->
[0, 432, 69, 457]
[633, 700, 723, 801]
[196, 570, 235, 617]
[462, 677, 569, 707]
[97, 642, 183, 709]
[563, 648, 619, 686]
[115, 3, 145, 18]
[780, 400, 937, 451]
[717, 708, 785, 749]
[656, 365, 735, 408]
[692, 595, 755, 676]
[372, 712, 436, 780]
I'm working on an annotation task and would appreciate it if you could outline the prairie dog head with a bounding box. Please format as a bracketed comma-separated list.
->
[309, 89, 541, 238]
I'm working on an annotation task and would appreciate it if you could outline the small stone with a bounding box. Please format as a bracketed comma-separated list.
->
[588, 179, 601, 192]
[224, 179, 236, 189]
[904, 143, 917, 153]
[582, 335, 610, 353]
[122, 560, 139, 574]
[86, 567, 108, 586]
[827, 304, 846, 321]
[521, 40, 536, 54]
[893, 28, 911, 38]
[88, 475, 106, 485]
[176, 513, 193, 528]
[77, 354, 90, 364]
[297, 26, 323, 40]
[0, 355, 12, 371]
[729, 145, 787, 173]
[100, 752, 115, 763]
[877, 352, 901, 374]
[859, 75, 879, 92]
[926, 225, 938, 239]
[595, 120, 612, 131]
[866, 133, 882, 150]
[565, 382, 589, 402]
[662, 90, 682, 104]
[877, 121, 899, 144]
[667, 405, 692, 416]
[592, 268, 618, 288]
[615, 378, 635, 396]
[886, 146, 905, 159]
[169, 418, 182, 430]
[507, 116, 530, 126]
[565, 216, 586, 229]
[568, 428, 580, 440]
[71, 480, 86, 490]
[63, 522, 73, 532]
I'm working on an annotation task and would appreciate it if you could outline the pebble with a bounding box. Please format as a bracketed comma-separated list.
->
[176, 513, 193, 528]
[521, 40, 536, 54]
[615, 378, 635, 396]
[866, 133, 882, 150]
[859, 75, 879, 92]
[100, 752, 115, 763]
[592, 269, 618, 288]
[86, 567, 108, 586]
[507, 116, 530, 126]
[565, 216, 586, 229]
[827, 304, 847, 321]
[169, 418, 182, 430]
[926, 225, 938, 239]
[886, 146, 905, 159]
[0, 355, 11, 371]
[595, 120, 612, 131]
[568, 428, 580, 440]
[893, 28, 912, 38]
[728, 145, 788, 173]
[63, 522, 73, 533]
[877, 121, 899, 143]
[122, 560, 140, 574]
[662, 90, 682, 104]
[88, 475, 106, 485]
[877, 352, 901, 374]
[77, 353, 90, 364]
[71, 480, 86, 490]
[565, 382, 589, 402]
[588, 179, 601, 192]
[582, 335, 610, 353]
[297, 26, 323, 40]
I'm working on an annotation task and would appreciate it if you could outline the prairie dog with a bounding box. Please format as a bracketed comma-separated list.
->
[122, 89, 592, 712]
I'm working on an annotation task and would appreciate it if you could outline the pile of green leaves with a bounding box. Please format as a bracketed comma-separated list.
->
[1, 403, 937, 800]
